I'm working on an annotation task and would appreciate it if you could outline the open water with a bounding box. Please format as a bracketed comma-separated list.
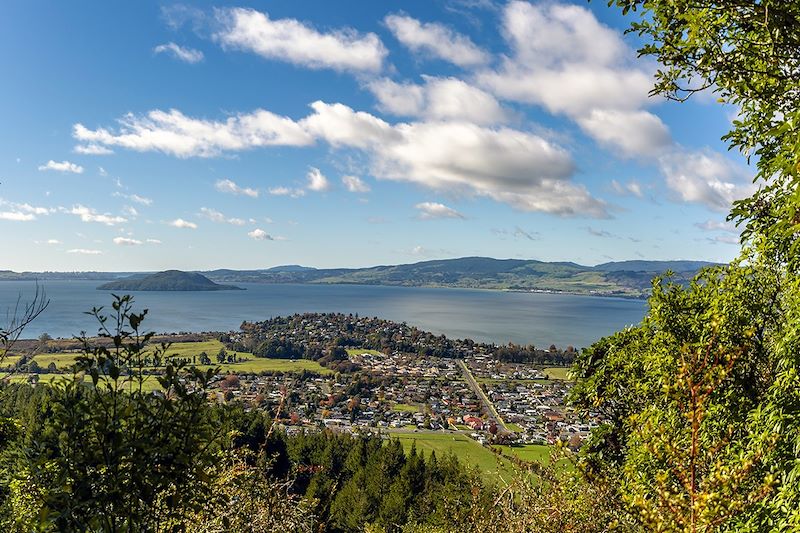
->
[0, 280, 647, 348]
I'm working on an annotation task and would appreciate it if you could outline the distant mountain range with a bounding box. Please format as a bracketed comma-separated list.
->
[0, 257, 720, 298]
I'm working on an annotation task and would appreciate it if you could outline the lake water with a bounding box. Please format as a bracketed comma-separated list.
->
[0, 280, 647, 348]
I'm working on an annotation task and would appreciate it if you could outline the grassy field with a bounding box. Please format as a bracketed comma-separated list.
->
[2, 340, 331, 375]
[543, 367, 572, 381]
[391, 431, 516, 482]
[392, 403, 420, 413]
[495, 444, 552, 463]
[506, 422, 524, 433]
[345, 348, 385, 357]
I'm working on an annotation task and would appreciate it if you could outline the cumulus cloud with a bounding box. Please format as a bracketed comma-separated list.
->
[154, 42, 204, 63]
[74, 144, 114, 155]
[384, 14, 489, 67]
[74, 100, 608, 217]
[415, 202, 465, 219]
[73, 108, 312, 158]
[146, 238, 162, 244]
[247, 228, 273, 240]
[169, 218, 197, 229]
[67, 248, 103, 255]
[306, 167, 330, 192]
[199, 207, 246, 225]
[38, 160, 84, 174]
[215, 178, 259, 198]
[0, 200, 53, 221]
[46, 239, 61, 245]
[576, 109, 671, 157]
[475, 1, 671, 161]
[113, 237, 143, 246]
[367, 76, 509, 125]
[0, 211, 36, 221]
[342, 175, 370, 193]
[303, 101, 605, 216]
[658, 149, 753, 211]
[214, 7, 386, 72]
[67, 205, 127, 225]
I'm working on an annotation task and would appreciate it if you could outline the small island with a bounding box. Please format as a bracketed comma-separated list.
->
[97, 270, 243, 291]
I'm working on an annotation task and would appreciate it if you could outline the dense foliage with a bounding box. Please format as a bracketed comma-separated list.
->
[566, 0, 800, 530]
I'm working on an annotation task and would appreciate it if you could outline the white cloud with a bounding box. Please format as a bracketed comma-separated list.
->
[384, 14, 489, 67]
[301, 101, 398, 149]
[214, 7, 386, 72]
[0, 200, 53, 219]
[415, 202, 465, 219]
[658, 149, 754, 212]
[113, 237, 143, 246]
[610, 179, 644, 198]
[342, 175, 370, 193]
[122, 206, 138, 217]
[146, 238, 162, 244]
[0, 211, 35, 221]
[46, 239, 61, 245]
[74, 144, 114, 155]
[73, 108, 312, 158]
[247, 228, 273, 240]
[306, 167, 330, 192]
[129, 194, 152, 206]
[75, 100, 607, 217]
[576, 109, 671, 158]
[476, 1, 661, 160]
[479, 2, 650, 114]
[112, 191, 153, 206]
[215, 178, 259, 198]
[38, 160, 84, 174]
[67, 248, 103, 255]
[67, 205, 127, 225]
[169, 218, 197, 229]
[199, 207, 246, 225]
[367, 76, 508, 125]
[268, 186, 305, 198]
[154, 42, 204, 63]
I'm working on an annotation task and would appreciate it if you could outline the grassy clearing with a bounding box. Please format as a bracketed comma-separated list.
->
[506, 423, 524, 433]
[495, 444, 551, 463]
[392, 403, 420, 413]
[543, 367, 572, 381]
[3, 340, 331, 376]
[391, 431, 516, 483]
[345, 348, 385, 357]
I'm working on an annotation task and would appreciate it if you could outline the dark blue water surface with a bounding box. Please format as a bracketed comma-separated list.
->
[0, 280, 647, 348]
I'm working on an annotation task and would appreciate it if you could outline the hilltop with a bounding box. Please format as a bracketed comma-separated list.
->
[204, 257, 719, 298]
[1, 257, 721, 298]
[97, 270, 243, 292]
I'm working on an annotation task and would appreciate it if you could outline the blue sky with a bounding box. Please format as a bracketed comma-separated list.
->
[0, 0, 749, 271]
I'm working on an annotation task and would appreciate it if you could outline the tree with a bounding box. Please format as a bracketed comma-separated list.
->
[568, 2, 800, 530]
[0, 295, 225, 531]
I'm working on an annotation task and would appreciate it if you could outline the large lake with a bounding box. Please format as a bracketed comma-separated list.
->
[0, 280, 647, 348]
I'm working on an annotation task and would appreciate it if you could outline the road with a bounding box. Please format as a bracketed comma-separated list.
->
[457, 360, 509, 433]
